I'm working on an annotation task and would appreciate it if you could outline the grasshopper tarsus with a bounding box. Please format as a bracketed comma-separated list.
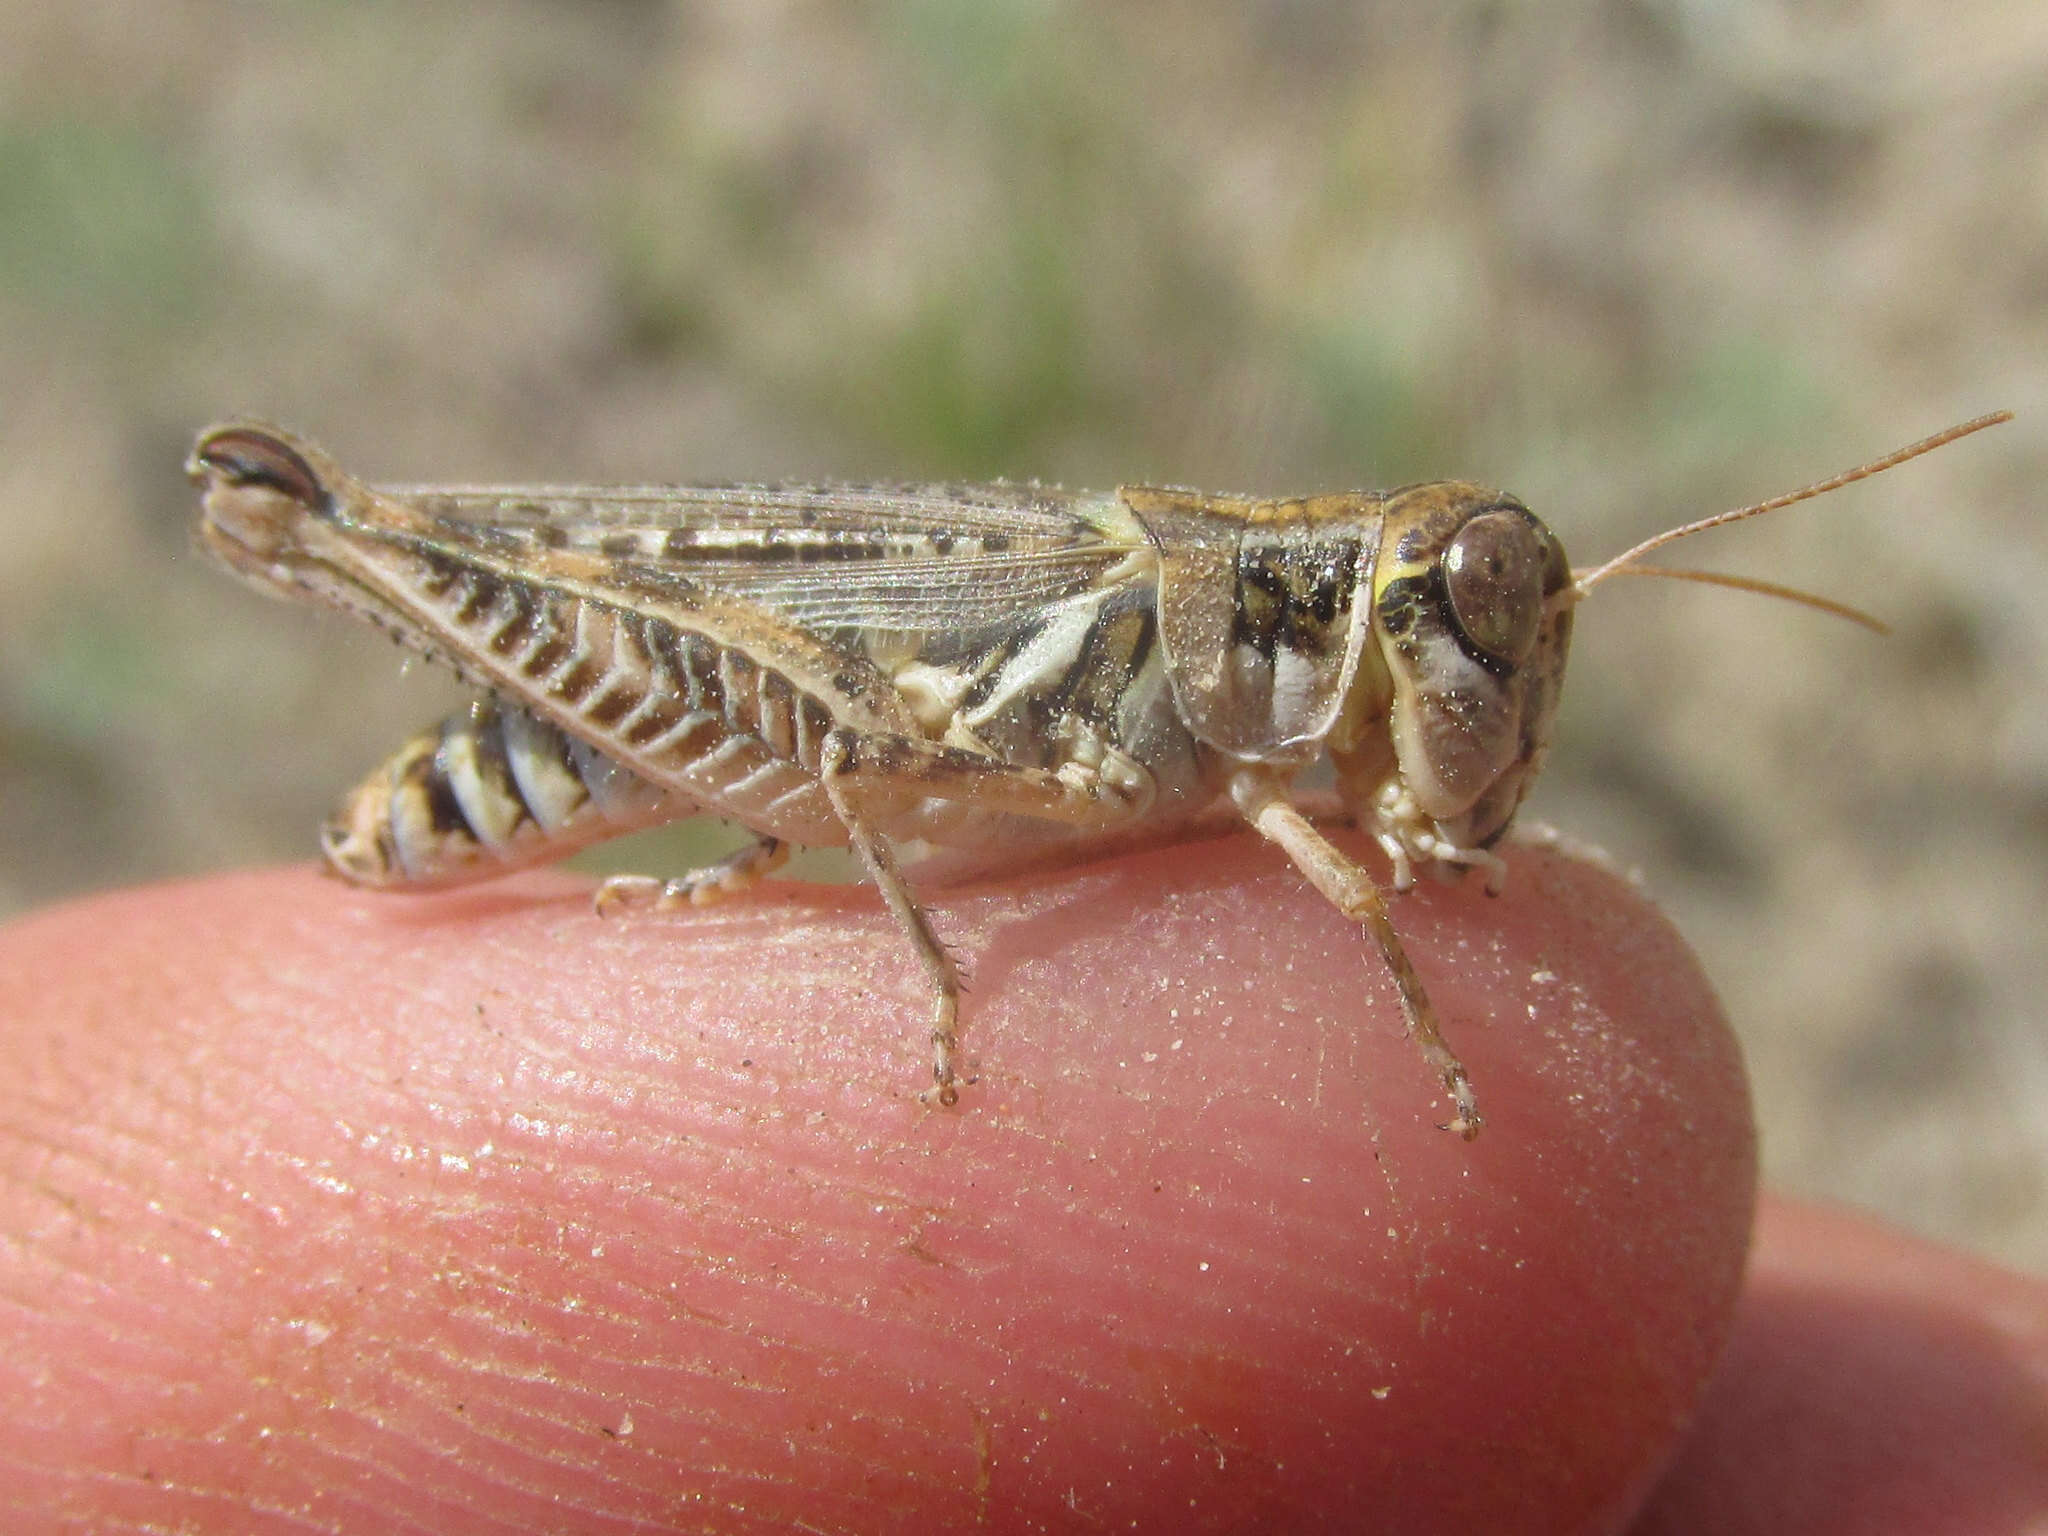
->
[595, 835, 792, 914]
[1440, 1072, 1484, 1142]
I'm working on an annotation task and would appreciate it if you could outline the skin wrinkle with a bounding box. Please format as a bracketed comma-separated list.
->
[417, 1217, 988, 1481]
[302, 1364, 618, 1518]
[373, 1380, 706, 1514]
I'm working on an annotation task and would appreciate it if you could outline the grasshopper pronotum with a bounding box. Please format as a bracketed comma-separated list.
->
[189, 413, 2009, 1137]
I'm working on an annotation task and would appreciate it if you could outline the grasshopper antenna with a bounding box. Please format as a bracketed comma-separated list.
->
[1561, 411, 2013, 615]
[1583, 565, 1891, 633]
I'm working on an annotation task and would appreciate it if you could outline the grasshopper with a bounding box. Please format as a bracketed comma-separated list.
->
[188, 413, 2008, 1137]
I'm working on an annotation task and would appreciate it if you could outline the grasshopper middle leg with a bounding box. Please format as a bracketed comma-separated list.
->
[819, 725, 1155, 1105]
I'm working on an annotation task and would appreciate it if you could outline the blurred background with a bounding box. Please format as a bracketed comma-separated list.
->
[0, 0, 2042, 1268]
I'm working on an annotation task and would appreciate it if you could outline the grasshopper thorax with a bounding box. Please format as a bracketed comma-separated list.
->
[1125, 480, 1573, 878]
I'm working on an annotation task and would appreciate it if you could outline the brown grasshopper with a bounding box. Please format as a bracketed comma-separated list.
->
[188, 413, 2008, 1136]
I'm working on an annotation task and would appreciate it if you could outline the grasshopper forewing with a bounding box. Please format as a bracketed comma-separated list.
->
[188, 412, 2010, 1137]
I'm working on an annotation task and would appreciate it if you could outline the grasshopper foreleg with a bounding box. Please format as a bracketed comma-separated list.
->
[1231, 772, 1483, 1139]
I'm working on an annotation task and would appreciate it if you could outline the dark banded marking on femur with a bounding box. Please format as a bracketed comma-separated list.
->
[513, 594, 579, 683]
[449, 567, 505, 629]
[483, 582, 539, 658]
[619, 617, 696, 744]
[610, 613, 688, 747]
[633, 709, 724, 764]
[540, 605, 613, 705]
[617, 622, 728, 762]
[409, 548, 467, 602]
[622, 699, 692, 749]
[677, 632, 725, 715]
[610, 607, 677, 726]
[754, 669, 799, 761]
[546, 648, 607, 705]
[554, 598, 661, 732]
[593, 610, 676, 738]
[716, 648, 759, 733]
[791, 695, 833, 774]
[580, 676, 645, 729]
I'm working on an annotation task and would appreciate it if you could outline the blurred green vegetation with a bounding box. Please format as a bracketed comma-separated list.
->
[0, 118, 207, 320]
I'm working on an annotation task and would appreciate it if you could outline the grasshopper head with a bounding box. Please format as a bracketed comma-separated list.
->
[1342, 482, 1574, 862]
[1330, 413, 2015, 873]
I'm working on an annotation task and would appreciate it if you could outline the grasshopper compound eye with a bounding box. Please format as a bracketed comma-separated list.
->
[1442, 510, 1558, 666]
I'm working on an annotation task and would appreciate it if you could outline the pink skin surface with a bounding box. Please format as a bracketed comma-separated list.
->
[0, 833, 2031, 1532]
[1635, 1199, 2048, 1536]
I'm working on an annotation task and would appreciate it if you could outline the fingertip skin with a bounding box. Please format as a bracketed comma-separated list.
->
[0, 836, 1753, 1534]
[1633, 1197, 2048, 1536]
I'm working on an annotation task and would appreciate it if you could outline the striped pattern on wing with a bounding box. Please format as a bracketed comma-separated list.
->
[384, 480, 1151, 633]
